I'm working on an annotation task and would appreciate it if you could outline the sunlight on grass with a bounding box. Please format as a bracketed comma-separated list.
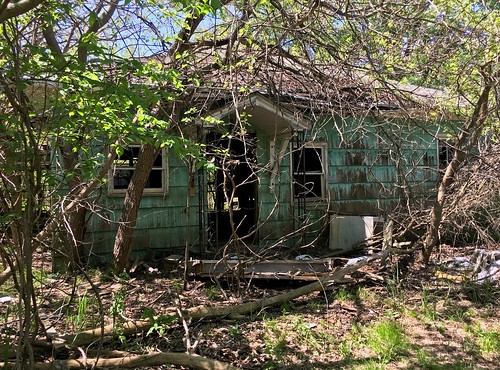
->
[416, 348, 474, 370]
[366, 319, 409, 363]
[465, 322, 500, 355]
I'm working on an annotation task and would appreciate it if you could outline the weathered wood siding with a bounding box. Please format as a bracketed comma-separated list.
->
[84, 153, 200, 264]
[84, 114, 440, 260]
[253, 115, 439, 248]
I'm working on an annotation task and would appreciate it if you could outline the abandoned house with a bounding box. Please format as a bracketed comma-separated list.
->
[79, 70, 451, 265]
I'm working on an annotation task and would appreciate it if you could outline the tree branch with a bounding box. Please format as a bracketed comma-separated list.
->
[55, 249, 391, 348]
[77, 0, 119, 62]
[35, 147, 117, 245]
[42, 25, 64, 58]
[0, 0, 43, 23]
[1, 352, 238, 370]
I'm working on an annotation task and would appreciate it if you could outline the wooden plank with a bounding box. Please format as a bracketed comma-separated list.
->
[191, 259, 333, 280]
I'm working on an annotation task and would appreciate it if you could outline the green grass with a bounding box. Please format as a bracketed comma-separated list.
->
[466, 322, 500, 355]
[333, 286, 353, 301]
[366, 319, 409, 363]
[205, 283, 221, 300]
[421, 284, 438, 321]
[416, 348, 474, 370]
[443, 306, 475, 323]
[65, 289, 100, 332]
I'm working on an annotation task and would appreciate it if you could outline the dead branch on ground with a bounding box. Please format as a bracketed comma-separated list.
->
[0, 352, 238, 370]
[3, 248, 397, 368]
[62, 248, 392, 346]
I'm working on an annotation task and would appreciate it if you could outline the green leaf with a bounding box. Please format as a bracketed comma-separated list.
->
[211, 0, 222, 11]
[115, 146, 124, 157]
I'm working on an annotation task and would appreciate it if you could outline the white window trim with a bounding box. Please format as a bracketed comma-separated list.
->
[437, 133, 455, 171]
[108, 145, 169, 196]
[290, 141, 328, 202]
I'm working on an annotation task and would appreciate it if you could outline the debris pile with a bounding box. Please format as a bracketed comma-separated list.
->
[437, 249, 500, 283]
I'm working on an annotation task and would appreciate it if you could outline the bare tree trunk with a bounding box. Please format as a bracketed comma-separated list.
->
[422, 66, 497, 263]
[111, 7, 208, 272]
[113, 144, 158, 271]
[60, 144, 87, 267]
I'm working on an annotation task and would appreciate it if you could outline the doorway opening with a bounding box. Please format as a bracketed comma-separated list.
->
[206, 132, 258, 246]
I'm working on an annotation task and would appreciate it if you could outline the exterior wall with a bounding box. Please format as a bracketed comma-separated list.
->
[325, 115, 438, 214]
[254, 115, 439, 249]
[84, 113, 440, 261]
[84, 152, 200, 265]
[254, 128, 295, 247]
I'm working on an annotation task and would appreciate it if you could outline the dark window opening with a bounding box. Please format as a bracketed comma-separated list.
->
[293, 145, 325, 199]
[438, 140, 454, 170]
[110, 146, 165, 193]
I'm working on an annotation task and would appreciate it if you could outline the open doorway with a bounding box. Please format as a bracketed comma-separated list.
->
[206, 133, 258, 246]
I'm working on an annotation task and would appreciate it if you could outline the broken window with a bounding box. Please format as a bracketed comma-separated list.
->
[292, 143, 326, 199]
[438, 138, 455, 170]
[108, 145, 168, 195]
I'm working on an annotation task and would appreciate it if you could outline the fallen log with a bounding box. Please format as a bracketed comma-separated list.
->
[0, 352, 238, 370]
[188, 249, 389, 320]
[3, 249, 393, 369]
[57, 249, 391, 348]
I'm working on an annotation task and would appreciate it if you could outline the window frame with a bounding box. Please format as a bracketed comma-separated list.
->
[290, 141, 328, 202]
[437, 134, 455, 171]
[108, 145, 169, 196]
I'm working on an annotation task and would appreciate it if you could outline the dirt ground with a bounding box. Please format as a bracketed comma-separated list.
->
[1, 245, 499, 369]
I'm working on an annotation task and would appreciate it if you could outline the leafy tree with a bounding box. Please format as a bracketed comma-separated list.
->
[1, 0, 499, 368]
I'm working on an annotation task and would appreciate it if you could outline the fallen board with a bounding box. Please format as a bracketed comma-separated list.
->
[190, 259, 334, 280]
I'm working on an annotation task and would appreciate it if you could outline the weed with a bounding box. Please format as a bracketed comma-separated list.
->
[366, 319, 409, 363]
[228, 324, 243, 338]
[32, 270, 57, 288]
[384, 309, 399, 318]
[417, 348, 437, 369]
[280, 301, 291, 314]
[387, 280, 405, 312]
[206, 284, 220, 300]
[306, 299, 326, 311]
[74, 289, 88, 330]
[464, 280, 494, 304]
[421, 285, 438, 321]
[385, 257, 406, 312]
[142, 308, 177, 336]
[338, 322, 364, 360]
[462, 336, 480, 354]
[476, 329, 500, 354]
[65, 289, 98, 332]
[292, 316, 316, 345]
[354, 359, 386, 369]
[415, 349, 472, 370]
[465, 322, 500, 354]
[339, 339, 354, 360]
[110, 287, 126, 331]
[262, 316, 289, 367]
[355, 286, 370, 301]
[317, 320, 336, 352]
[118, 270, 131, 283]
[333, 287, 352, 301]
[171, 278, 182, 292]
[445, 307, 475, 323]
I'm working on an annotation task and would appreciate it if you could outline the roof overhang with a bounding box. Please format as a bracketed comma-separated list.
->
[205, 92, 312, 138]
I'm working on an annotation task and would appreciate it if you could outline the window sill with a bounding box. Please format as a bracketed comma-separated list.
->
[108, 190, 169, 197]
[294, 197, 328, 205]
